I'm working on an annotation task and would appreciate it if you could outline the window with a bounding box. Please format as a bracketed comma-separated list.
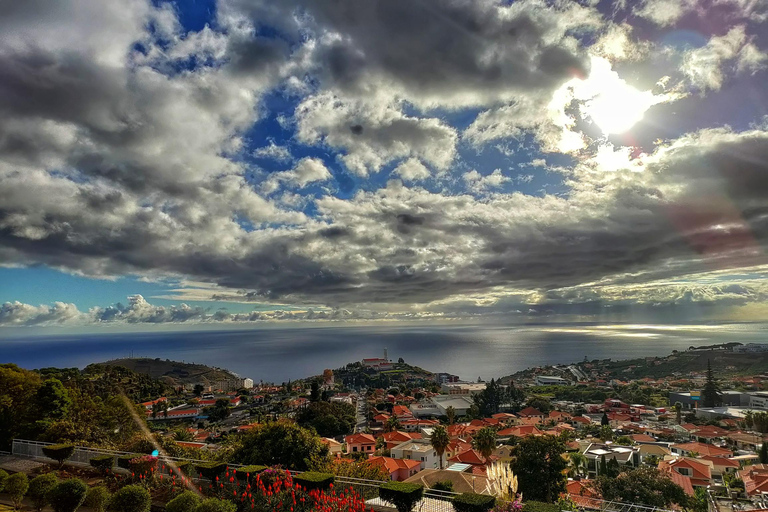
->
[353, 446, 357, 452]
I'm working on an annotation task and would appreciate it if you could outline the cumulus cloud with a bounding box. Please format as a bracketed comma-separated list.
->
[463, 169, 511, 193]
[253, 141, 293, 162]
[393, 159, 431, 182]
[263, 157, 332, 194]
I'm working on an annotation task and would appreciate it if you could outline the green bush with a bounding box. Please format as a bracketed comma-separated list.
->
[379, 482, 424, 512]
[452, 492, 496, 512]
[90, 455, 115, 473]
[27, 472, 59, 512]
[166, 490, 202, 512]
[173, 460, 195, 476]
[195, 462, 228, 480]
[234, 465, 266, 481]
[42, 444, 76, 467]
[108, 484, 151, 512]
[84, 486, 112, 512]
[292, 471, 335, 491]
[194, 498, 237, 512]
[522, 501, 560, 512]
[47, 479, 88, 512]
[6, 472, 30, 510]
[117, 454, 140, 470]
[0, 468, 7, 492]
[432, 480, 454, 492]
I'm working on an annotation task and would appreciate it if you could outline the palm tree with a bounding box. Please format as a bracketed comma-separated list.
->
[385, 416, 401, 433]
[472, 427, 498, 464]
[568, 453, 587, 478]
[674, 402, 682, 425]
[430, 425, 450, 469]
[446, 406, 456, 426]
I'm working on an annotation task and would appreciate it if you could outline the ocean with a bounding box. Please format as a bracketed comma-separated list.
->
[1, 322, 767, 383]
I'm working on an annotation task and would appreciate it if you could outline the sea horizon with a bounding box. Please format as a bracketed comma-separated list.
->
[2, 321, 767, 383]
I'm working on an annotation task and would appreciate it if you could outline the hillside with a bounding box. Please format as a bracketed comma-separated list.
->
[102, 358, 238, 386]
[606, 349, 768, 379]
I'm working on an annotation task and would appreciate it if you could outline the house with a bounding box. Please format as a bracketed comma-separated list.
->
[630, 434, 657, 444]
[497, 425, 543, 439]
[517, 407, 545, 423]
[445, 439, 473, 459]
[739, 464, 768, 495]
[491, 413, 518, 425]
[140, 397, 168, 410]
[567, 479, 601, 509]
[670, 442, 733, 458]
[321, 438, 343, 458]
[372, 413, 391, 426]
[383, 431, 422, 450]
[727, 432, 764, 451]
[582, 443, 639, 476]
[391, 440, 442, 470]
[636, 443, 671, 463]
[345, 433, 376, 454]
[400, 418, 439, 432]
[393, 405, 414, 420]
[549, 410, 572, 423]
[571, 416, 593, 428]
[448, 449, 497, 468]
[659, 457, 712, 488]
[149, 407, 200, 420]
[368, 456, 422, 481]
[699, 455, 740, 480]
[404, 469, 492, 494]
[230, 397, 242, 407]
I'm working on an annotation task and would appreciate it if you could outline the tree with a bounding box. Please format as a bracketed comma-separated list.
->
[231, 420, 330, 471]
[47, 478, 88, 512]
[474, 379, 505, 417]
[204, 399, 231, 422]
[84, 486, 111, 512]
[194, 498, 237, 512]
[702, 360, 721, 408]
[386, 416, 401, 433]
[0, 364, 43, 450]
[760, 442, 768, 464]
[567, 453, 587, 478]
[430, 425, 450, 469]
[674, 402, 683, 425]
[594, 466, 689, 509]
[27, 473, 58, 512]
[606, 458, 621, 478]
[510, 435, 567, 503]
[295, 401, 356, 437]
[193, 384, 204, 397]
[601, 412, 609, 426]
[745, 410, 754, 430]
[6, 472, 29, 510]
[166, 491, 202, 512]
[310, 381, 321, 402]
[36, 378, 72, 420]
[108, 485, 151, 512]
[329, 458, 390, 481]
[599, 425, 614, 442]
[446, 406, 456, 426]
[599, 455, 608, 476]
[473, 427, 498, 464]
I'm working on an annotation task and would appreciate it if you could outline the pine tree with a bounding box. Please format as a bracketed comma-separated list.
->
[760, 442, 768, 464]
[599, 454, 607, 476]
[702, 360, 721, 408]
[601, 412, 609, 426]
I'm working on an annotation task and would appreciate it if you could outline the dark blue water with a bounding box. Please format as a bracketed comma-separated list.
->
[1, 323, 766, 382]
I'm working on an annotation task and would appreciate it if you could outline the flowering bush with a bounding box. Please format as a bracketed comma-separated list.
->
[492, 499, 523, 512]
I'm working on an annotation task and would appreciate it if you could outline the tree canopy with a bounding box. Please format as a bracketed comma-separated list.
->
[295, 401, 356, 437]
[594, 466, 689, 509]
[231, 421, 330, 471]
[509, 435, 567, 503]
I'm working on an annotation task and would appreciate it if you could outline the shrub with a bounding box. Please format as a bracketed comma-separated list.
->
[90, 455, 115, 473]
[128, 455, 157, 476]
[256, 468, 285, 488]
[195, 462, 227, 480]
[6, 473, 29, 510]
[84, 486, 112, 512]
[173, 461, 195, 476]
[452, 492, 496, 512]
[292, 471, 335, 491]
[194, 498, 237, 512]
[27, 472, 59, 512]
[234, 465, 266, 481]
[166, 490, 202, 512]
[47, 479, 88, 512]
[117, 454, 140, 470]
[432, 480, 454, 492]
[378, 482, 424, 512]
[0, 469, 7, 492]
[521, 501, 560, 512]
[108, 484, 151, 512]
[42, 444, 76, 467]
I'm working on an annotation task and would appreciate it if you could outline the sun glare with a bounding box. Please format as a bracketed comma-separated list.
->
[561, 57, 671, 136]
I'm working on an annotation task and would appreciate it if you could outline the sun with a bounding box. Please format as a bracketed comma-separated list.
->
[563, 57, 670, 136]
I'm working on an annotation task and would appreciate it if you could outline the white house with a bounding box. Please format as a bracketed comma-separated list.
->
[390, 440, 443, 470]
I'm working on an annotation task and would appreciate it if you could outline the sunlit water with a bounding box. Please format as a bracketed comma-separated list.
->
[1, 322, 767, 383]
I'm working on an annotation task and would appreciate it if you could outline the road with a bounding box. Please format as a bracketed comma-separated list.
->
[355, 396, 367, 432]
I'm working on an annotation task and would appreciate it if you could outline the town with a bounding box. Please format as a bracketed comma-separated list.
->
[5, 343, 768, 512]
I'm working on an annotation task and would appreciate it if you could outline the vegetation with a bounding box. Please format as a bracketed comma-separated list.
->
[194, 462, 227, 480]
[452, 493, 496, 512]
[521, 501, 560, 512]
[6, 473, 29, 510]
[295, 401, 356, 437]
[108, 485, 151, 512]
[328, 458, 389, 481]
[594, 466, 689, 508]
[27, 473, 59, 512]
[431, 481, 454, 492]
[84, 486, 112, 512]
[430, 425, 450, 469]
[231, 421, 330, 471]
[166, 491, 202, 512]
[0, 469, 7, 493]
[509, 435, 566, 503]
[473, 379, 524, 417]
[194, 498, 237, 512]
[702, 360, 722, 407]
[292, 472, 335, 491]
[234, 465, 267, 481]
[89, 454, 115, 473]
[47, 479, 88, 512]
[43, 444, 76, 467]
[472, 427, 498, 464]
[378, 482, 424, 512]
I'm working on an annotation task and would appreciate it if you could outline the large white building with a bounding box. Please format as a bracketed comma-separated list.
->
[535, 375, 569, 386]
[391, 440, 443, 470]
[733, 343, 768, 353]
[242, 378, 254, 389]
[441, 382, 486, 395]
[410, 396, 474, 418]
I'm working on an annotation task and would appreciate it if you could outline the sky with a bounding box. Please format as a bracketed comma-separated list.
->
[2, 0, 768, 330]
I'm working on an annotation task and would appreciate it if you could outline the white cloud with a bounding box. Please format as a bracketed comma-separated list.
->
[262, 157, 332, 194]
[253, 141, 293, 162]
[463, 169, 511, 193]
[393, 158, 431, 182]
[633, 0, 698, 26]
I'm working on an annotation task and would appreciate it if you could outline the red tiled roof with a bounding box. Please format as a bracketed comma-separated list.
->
[448, 449, 497, 465]
[518, 407, 543, 417]
[345, 433, 376, 445]
[498, 425, 543, 437]
[631, 434, 657, 443]
[369, 456, 421, 474]
[671, 442, 733, 457]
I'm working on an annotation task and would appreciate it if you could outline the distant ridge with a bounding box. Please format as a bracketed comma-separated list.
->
[103, 357, 238, 386]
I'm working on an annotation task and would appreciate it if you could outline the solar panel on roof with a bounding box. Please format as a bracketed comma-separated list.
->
[447, 463, 471, 472]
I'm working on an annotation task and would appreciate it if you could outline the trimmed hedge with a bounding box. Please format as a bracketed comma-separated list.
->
[194, 498, 237, 512]
[173, 460, 195, 476]
[292, 472, 335, 491]
[108, 484, 151, 512]
[195, 462, 228, 480]
[379, 482, 424, 512]
[6, 473, 29, 510]
[234, 465, 266, 481]
[84, 486, 112, 512]
[521, 501, 560, 512]
[452, 492, 496, 512]
[47, 478, 88, 512]
[0, 468, 7, 492]
[117, 454, 141, 470]
[42, 444, 75, 466]
[27, 472, 58, 512]
[90, 455, 115, 473]
[166, 491, 201, 512]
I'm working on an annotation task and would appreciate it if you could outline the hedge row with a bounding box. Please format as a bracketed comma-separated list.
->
[378, 482, 424, 512]
[452, 492, 496, 512]
[234, 465, 267, 481]
[292, 472, 335, 491]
